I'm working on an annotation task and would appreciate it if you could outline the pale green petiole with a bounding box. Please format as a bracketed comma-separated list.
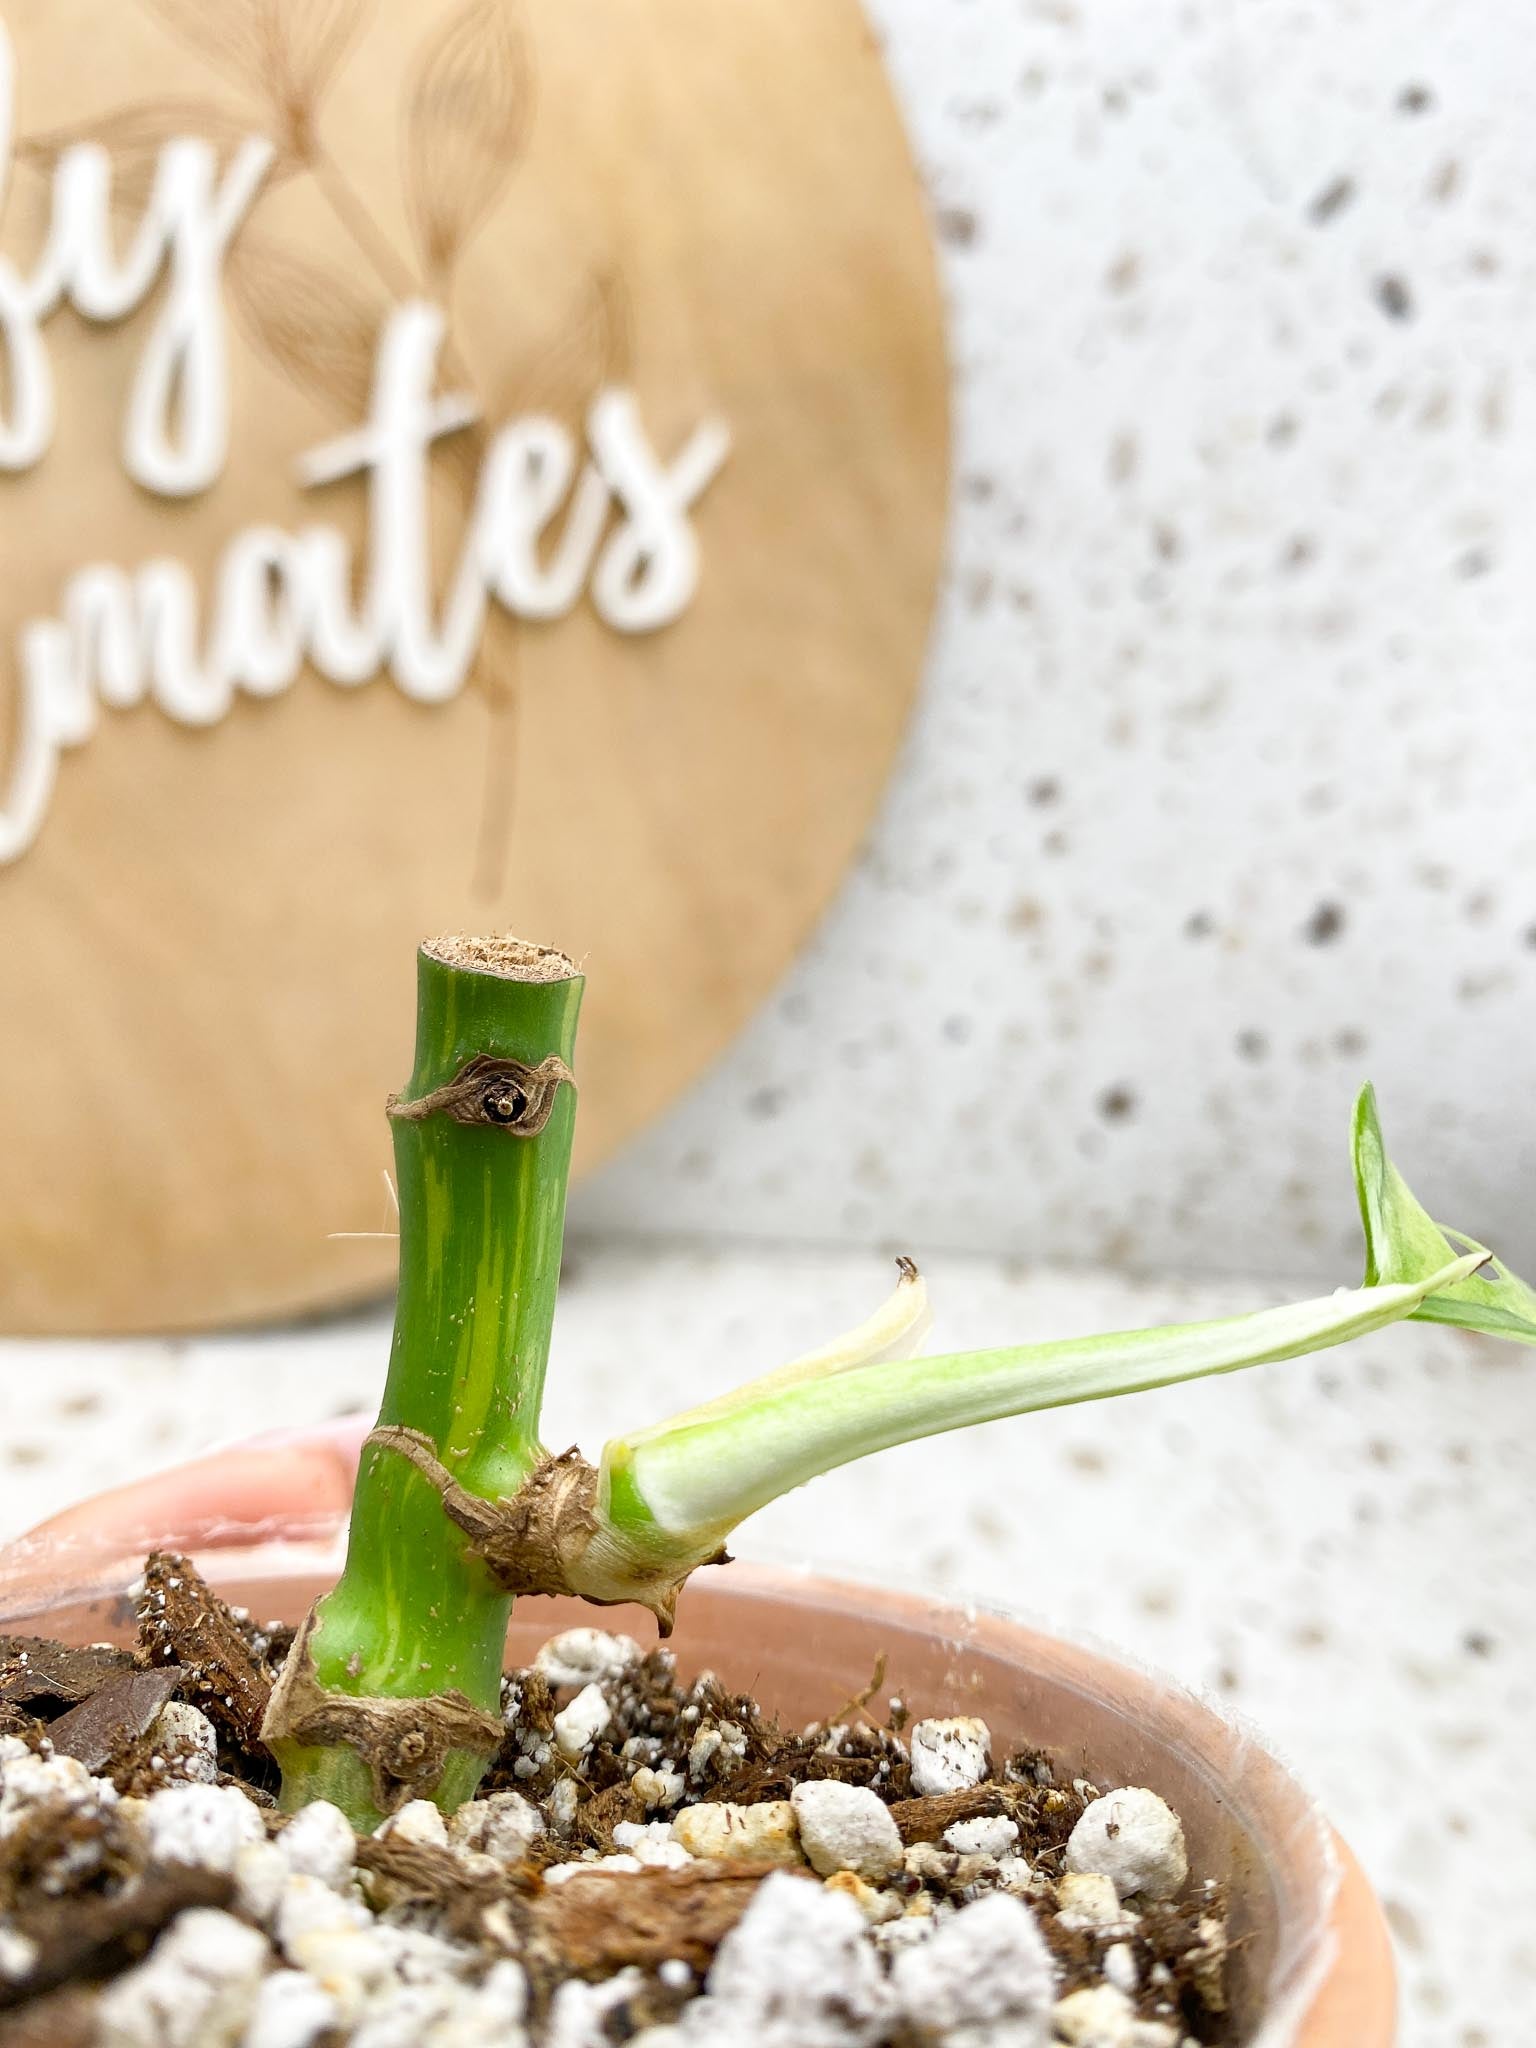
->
[594, 1250, 1489, 1570]
[585, 1080, 1536, 1584]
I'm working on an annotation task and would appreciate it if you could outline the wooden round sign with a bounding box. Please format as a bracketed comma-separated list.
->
[0, 0, 946, 1333]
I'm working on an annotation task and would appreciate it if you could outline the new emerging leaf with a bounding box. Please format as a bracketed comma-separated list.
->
[581, 1246, 1489, 1607]
[1352, 1083, 1536, 1345]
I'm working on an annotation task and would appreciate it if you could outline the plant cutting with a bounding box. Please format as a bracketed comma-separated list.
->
[2, 931, 1530, 2048]
[260, 933, 1533, 1830]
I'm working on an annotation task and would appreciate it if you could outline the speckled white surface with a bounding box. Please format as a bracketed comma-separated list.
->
[573, 0, 1536, 1285]
[2, 1244, 1531, 2044]
[3, 7, 1534, 2046]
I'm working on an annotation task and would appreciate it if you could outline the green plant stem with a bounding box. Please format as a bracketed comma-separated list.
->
[271, 941, 582, 1826]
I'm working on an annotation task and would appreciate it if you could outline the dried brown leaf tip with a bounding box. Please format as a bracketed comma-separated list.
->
[403, 0, 533, 285]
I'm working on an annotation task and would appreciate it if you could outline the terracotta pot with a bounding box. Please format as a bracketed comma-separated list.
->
[0, 1539, 1393, 2047]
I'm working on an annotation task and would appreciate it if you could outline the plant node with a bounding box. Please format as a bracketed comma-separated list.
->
[260, 1612, 503, 1815]
[363, 1425, 728, 1631]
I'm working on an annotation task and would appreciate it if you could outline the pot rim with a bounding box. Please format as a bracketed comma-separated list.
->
[0, 1529, 1390, 2047]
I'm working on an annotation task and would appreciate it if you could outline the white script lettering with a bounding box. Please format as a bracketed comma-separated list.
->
[0, 21, 730, 864]
[0, 22, 273, 490]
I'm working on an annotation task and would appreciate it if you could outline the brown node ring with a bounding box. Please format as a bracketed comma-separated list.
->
[259, 1613, 504, 1816]
[364, 1426, 602, 1600]
[387, 1055, 575, 1138]
[362, 1425, 728, 1635]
